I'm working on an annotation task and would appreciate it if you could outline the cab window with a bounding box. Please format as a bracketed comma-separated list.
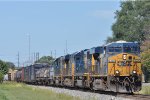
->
[123, 46, 140, 53]
[132, 46, 140, 52]
[108, 47, 114, 52]
[115, 47, 122, 52]
[123, 47, 131, 53]
[108, 47, 122, 53]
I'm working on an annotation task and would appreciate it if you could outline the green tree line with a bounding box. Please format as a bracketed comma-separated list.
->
[35, 56, 55, 65]
[0, 60, 9, 82]
[0, 60, 16, 82]
[106, 0, 150, 82]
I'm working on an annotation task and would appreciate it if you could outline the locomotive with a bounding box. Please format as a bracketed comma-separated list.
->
[16, 41, 142, 93]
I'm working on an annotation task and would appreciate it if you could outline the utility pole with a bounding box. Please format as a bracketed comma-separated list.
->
[34, 52, 36, 62]
[64, 50, 66, 55]
[36, 52, 38, 61]
[66, 40, 68, 54]
[32, 53, 34, 64]
[29, 35, 31, 63]
[36, 52, 39, 61]
[55, 50, 56, 59]
[26, 34, 31, 64]
[17, 52, 20, 67]
[38, 52, 39, 60]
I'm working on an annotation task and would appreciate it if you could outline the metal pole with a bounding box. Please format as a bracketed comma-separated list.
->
[34, 52, 36, 62]
[18, 52, 20, 67]
[29, 35, 30, 63]
[55, 50, 56, 59]
[66, 40, 68, 54]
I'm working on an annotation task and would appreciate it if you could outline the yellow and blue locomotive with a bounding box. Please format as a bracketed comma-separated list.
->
[17, 41, 142, 93]
[53, 41, 142, 93]
[105, 41, 142, 92]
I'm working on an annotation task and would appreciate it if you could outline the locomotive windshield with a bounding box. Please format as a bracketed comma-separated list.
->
[107, 42, 140, 54]
[123, 46, 140, 53]
[123, 42, 140, 54]
[108, 47, 122, 52]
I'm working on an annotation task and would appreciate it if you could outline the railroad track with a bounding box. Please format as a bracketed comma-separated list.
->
[63, 86, 150, 100]
[84, 89, 150, 100]
[116, 93, 150, 100]
[29, 84, 150, 100]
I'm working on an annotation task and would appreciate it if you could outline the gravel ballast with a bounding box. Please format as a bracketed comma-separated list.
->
[142, 83, 150, 86]
[28, 85, 131, 100]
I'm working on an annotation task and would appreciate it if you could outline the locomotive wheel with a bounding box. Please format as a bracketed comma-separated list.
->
[116, 82, 119, 93]
[90, 82, 93, 90]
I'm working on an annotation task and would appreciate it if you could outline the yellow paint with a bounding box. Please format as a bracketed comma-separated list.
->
[108, 53, 142, 76]
[92, 55, 95, 65]
[84, 73, 90, 81]
[72, 63, 74, 76]
[64, 63, 66, 69]
[87, 73, 90, 81]
[83, 73, 89, 75]
[92, 55, 95, 72]
[71, 63, 75, 83]
[100, 55, 103, 69]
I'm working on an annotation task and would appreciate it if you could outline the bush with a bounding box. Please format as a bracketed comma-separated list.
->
[0, 71, 4, 83]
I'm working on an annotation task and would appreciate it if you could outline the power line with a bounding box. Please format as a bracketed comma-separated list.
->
[17, 52, 20, 67]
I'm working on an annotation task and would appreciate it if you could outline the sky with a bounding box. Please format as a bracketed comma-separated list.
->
[0, 0, 121, 66]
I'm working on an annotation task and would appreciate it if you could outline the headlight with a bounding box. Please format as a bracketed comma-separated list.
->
[133, 70, 136, 74]
[123, 54, 127, 60]
[115, 70, 119, 74]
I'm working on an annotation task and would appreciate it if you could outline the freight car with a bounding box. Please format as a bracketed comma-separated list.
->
[18, 63, 49, 84]
[35, 64, 53, 85]
[15, 69, 22, 82]
[16, 41, 142, 93]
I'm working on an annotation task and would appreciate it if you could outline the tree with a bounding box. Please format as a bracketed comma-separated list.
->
[107, 0, 150, 43]
[0, 71, 3, 83]
[6, 62, 15, 70]
[35, 56, 54, 65]
[0, 60, 9, 82]
[106, 0, 150, 82]
[0, 60, 9, 75]
[141, 33, 150, 82]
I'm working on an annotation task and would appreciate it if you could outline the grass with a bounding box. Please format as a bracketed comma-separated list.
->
[139, 85, 150, 95]
[1, 82, 149, 100]
[0, 82, 79, 100]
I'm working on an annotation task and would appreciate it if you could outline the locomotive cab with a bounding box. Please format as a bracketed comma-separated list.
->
[107, 41, 141, 76]
[106, 41, 142, 93]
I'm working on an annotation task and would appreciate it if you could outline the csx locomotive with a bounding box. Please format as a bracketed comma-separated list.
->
[16, 41, 142, 93]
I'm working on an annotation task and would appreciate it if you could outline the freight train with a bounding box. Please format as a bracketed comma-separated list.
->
[15, 41, 142, 93]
